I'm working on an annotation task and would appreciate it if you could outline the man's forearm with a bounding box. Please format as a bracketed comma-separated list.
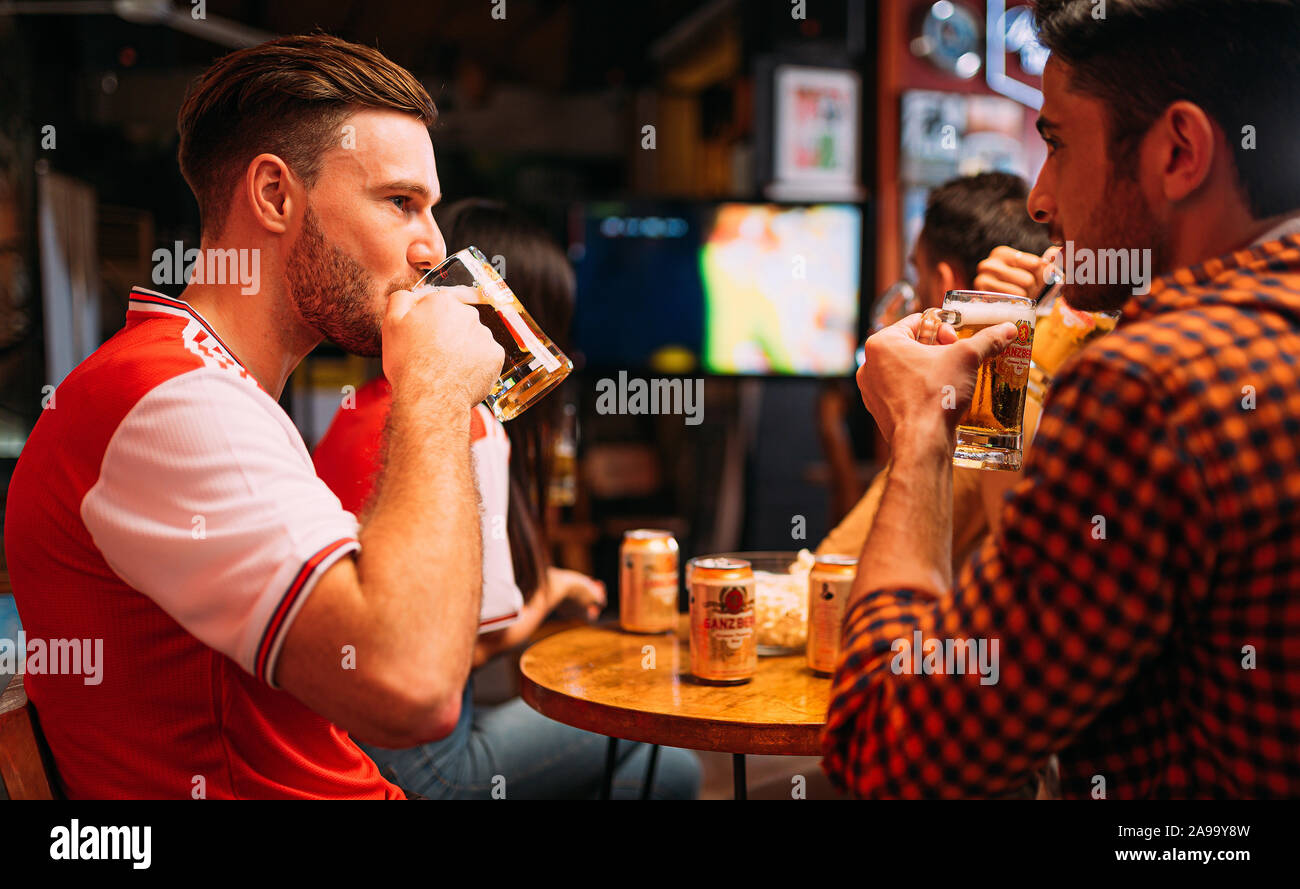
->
[357, 386, 483, 694]
[851, 421, 954, 606]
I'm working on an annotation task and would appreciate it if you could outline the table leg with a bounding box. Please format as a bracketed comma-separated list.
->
[639, 745, 661, 800]
[733, 753, 747, 800]
[601, 737, 618, 800]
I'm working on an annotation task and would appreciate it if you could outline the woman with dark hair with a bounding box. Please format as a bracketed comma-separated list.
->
[313, 199, 701, 799]
[435, 199, 576, 608]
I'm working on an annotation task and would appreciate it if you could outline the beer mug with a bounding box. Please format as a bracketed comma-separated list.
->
[869, 279, 920, 334]
[1027, 297, 1120, 405]
[919, 290, 1036, 471]
[417, 246, 573, 422]
[858, 279, 920, 367]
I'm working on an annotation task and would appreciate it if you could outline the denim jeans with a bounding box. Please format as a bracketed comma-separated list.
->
[359, 680, 701, 800]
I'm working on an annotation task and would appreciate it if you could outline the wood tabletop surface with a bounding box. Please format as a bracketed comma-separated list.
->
[519, 616, 831, 756]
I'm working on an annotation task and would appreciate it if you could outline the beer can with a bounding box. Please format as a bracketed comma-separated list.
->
[619, 530, 679, 633]
[807, 555, 857, 676]
[688, 557, 756, 685]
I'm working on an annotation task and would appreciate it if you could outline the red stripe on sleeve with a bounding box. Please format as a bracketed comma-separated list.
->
[255, 537, 356, 682]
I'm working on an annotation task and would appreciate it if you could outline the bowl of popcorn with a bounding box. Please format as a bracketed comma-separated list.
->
[716, 550, 815, 656]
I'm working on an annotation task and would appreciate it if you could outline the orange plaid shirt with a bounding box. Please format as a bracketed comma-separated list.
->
[822, 233, 1300, 798]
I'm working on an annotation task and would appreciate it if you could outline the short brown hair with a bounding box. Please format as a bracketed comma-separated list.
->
[1034, 0, 1300, 218]
[922, 172, 1051, 280]
[178, 34, 437, 237]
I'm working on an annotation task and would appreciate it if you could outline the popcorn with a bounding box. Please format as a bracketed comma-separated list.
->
[754, 549, 815, 650]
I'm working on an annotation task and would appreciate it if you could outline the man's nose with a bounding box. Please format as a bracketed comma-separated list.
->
[429, 218, 447, 266]
[408, 217, 446, 271]
[1027, 177, 1055, 228]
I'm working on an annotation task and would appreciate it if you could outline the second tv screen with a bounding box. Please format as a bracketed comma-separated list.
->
[573, 202, 861, 377]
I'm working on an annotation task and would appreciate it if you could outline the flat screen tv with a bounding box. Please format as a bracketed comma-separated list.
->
[571, 201, 861, 377]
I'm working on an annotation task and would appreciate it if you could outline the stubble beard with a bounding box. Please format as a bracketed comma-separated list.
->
[285, 203, 418, 357]
[1060, 164, 1169, 314]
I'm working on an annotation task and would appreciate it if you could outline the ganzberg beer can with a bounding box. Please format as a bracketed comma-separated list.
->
[688, 557, 756, 685]
[807, 555, 857, 676]
[619, 530, 679, 633]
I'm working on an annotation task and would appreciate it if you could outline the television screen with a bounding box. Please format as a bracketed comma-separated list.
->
[571, 201, 861, 377]
[699, 203, 861, 375]
[571, 202, 705, 375]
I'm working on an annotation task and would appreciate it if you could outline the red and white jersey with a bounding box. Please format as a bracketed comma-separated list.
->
[3, 287, 403, 799]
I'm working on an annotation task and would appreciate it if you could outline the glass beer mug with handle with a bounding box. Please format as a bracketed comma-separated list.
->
[416, 246, 574, 422]
[857, 279, 920, 368]
[1027, 296, 1121, 407]
[869, 279, 920, 334]
[918, 290, 1037, 472]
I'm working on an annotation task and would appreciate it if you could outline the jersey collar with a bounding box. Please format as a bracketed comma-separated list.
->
[125, 286, 249, 373]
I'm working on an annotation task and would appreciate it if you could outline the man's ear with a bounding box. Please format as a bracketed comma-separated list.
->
[243, 153, 295, 235]
[936, 260, 960, 297]
[1152, 100, 1217, 204]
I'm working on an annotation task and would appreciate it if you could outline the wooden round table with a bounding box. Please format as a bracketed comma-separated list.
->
[519, 616, 831, 799]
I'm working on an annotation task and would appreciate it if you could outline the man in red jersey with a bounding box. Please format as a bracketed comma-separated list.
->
[3, 34, 503, 798]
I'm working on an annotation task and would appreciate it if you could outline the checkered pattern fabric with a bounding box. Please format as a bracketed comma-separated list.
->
[822, 234, 1300, 798]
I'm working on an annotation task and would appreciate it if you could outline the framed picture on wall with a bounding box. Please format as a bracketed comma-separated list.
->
[899, 89, 1029, 187]
[768, 65, 863, 201]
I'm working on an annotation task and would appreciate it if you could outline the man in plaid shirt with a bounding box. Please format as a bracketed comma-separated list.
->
[823, 0, 1300, 798]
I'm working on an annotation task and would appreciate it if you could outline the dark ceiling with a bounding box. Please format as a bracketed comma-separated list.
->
[8, 0, 713, 90]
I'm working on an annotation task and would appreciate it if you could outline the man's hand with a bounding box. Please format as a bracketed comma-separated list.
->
[973, 246, 1060, 298]
[856, 313, 1019, 447]
[382, 285, 503, 405]
[286, 285, 499, 746]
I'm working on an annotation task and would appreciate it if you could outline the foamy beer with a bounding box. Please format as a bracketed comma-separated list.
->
[417, 246, 573, 422]
[919, 291, 1036, 471]
[1027, 296, 1120, 405]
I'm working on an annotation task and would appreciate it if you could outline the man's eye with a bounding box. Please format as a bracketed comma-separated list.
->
[388, 196, 409, 211]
